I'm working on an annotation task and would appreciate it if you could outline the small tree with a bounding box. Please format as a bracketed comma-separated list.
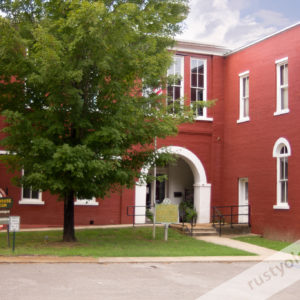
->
[0, 0, 190, 241]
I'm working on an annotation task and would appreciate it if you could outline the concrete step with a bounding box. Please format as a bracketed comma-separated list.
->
[171, 223, 251, 237]
[215, 224, 251, 235]
[171, 223, 218, 237]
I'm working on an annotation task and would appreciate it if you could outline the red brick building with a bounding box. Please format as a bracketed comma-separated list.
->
[1, 23, 300, 240]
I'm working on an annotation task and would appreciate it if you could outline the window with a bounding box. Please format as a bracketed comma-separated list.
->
[273, 138, 291, 209]
[75, 197, 98, 206]
[237, 71, 250, 123]
[274, 57, 289, 115]
[190, 58, 208, 119]
[167, 56, 184, 112]
[19, 170, 43, 205]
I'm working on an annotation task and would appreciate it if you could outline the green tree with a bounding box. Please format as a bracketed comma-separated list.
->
[0, 0, 189, 241]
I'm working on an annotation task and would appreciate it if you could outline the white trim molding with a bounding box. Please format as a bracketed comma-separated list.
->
[274, 57, 289, 116]
[237, 70, 250, 123]
[19, 169, 44, 205]
[272, 137, 291, 157]
[273, 137, 291, 210]
[190, 57, 209, 120]
[19, 199, 44, 205]
[75, 198, 99, 206]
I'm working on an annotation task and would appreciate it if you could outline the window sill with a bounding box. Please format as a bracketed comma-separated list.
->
[274, 109, 289, 116]
[273, 204, 290, 210]
[75, 201, 99, 206]
[237, 117, 250, 123]
[194, 117, 213, 122]
[19, 199, 44, 205]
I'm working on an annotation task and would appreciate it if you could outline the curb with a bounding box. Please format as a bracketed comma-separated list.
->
[0, 255, 273, 264]
[0, 254, 296, 264]
[0, 256, 98, 263]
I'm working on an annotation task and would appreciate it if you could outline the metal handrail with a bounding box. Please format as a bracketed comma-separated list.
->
[212, 207, 225, 236]
[127, 205, 153, 227]
[212, 204, 251, 236]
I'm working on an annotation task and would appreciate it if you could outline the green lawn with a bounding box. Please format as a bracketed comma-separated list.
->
[234, 236, 291, 251]
[0, 227, 255, 257]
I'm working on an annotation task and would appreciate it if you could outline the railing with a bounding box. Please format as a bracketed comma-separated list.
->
[212, 204, 251, 236]
[179, 205, 197, 236]
[127, 205, 152, 227]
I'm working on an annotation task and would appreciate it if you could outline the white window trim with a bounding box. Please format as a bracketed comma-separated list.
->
[195, 116, 213, 122]
[167, 55, 184, 108]
[237, 71, 250, 123]
[19, 169, 44, 205]
[19, 188, 43, 205]
[274, 57, 289, 116]
[273, 203, 290, 210]
[237, 117, 250, 124]
[272, 137, 291, 210]
[190, 57, 210, 122]
[0, 150, 9, 155]
[75, 197, 99, 206]
[19, 198, 44, 205]
[190, 58, 210, 120]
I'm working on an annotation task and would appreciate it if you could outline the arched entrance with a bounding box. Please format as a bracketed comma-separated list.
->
[135, 146, 211, 224]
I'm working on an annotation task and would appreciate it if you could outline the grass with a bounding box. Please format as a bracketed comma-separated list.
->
[234, 236, 291, 251]
[0, 227, 255, 257]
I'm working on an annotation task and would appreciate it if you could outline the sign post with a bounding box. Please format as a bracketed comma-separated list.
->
[0, 197, 13, 247]
[9, 216, 20, 252]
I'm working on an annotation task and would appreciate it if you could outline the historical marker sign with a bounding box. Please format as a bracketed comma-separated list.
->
[156, 204, 179, 224]
[0, 197, 13, 210]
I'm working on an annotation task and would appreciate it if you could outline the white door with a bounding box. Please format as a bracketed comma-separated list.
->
[238, 178, 249, 223]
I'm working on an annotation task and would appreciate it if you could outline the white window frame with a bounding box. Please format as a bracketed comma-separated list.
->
[75, 197, 99, 206]
[19, 170, 44, 205]
[274, 57, 289, 116]
[238, 178, 249, 223]
[190, 58, 211, 121]
[167, 55, 184, 111]
[273, 137, 291, 210]
[237, 71, 250, 123]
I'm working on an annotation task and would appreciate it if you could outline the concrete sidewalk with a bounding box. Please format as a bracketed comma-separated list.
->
[196, 235, 277, 256]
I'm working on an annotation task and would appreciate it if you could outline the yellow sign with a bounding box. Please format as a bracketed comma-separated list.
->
[0, 198, 13, 209]
[156, 204, 179, 223]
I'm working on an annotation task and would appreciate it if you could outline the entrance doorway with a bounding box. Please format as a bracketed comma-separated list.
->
[135, 146, 211, 224]
[238, 178, 249, 223]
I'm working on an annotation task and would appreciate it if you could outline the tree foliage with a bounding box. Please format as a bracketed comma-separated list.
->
[0, 0, 189, 241]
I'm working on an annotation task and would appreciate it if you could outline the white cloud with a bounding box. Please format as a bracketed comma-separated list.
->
[177, 0, 293, 49]
[254, 9, 292, 27]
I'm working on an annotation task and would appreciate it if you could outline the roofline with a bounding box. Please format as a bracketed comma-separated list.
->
[226, 22, 300, 56]
[172, 39, 230, 56]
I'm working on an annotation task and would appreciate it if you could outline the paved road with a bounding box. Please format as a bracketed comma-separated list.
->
[0, 262, 299, 300]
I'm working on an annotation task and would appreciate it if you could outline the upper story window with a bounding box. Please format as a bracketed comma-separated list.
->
[19, 170, 44, 205]
[237, 71, 250, 123]
[273, 137, 291, 209]
[274, 57, 289, 115]
[167, 56, 184, 112]
[190, 58, 208, 120]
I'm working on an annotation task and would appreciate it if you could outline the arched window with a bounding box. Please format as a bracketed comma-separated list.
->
[273, 138, 291, 209]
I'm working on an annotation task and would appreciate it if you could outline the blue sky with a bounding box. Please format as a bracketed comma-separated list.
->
[177, 0, 300, 49]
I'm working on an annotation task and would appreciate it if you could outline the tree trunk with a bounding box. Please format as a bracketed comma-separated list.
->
[63, 190, 76, 242]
